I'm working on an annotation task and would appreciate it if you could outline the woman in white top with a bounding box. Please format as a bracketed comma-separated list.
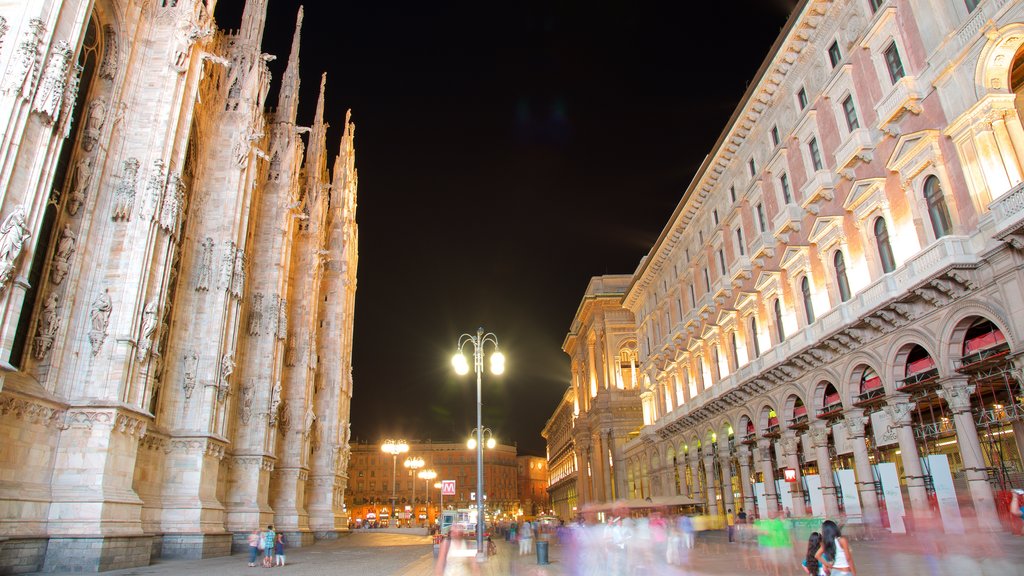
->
[815, 520, 856, 576]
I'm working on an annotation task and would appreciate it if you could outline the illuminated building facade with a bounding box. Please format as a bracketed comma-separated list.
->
[345, 441, 520, 527]
[542, 388, 579, 521]
[0, 1, 357, 571]
[551, 0, 1024, 532]
[516, 455, 550, 517]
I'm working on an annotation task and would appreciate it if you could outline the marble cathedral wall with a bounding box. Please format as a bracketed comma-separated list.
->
[0, 0, 357, 572]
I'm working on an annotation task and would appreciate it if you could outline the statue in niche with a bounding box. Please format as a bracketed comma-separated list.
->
[82, 100, 106, 152]
[284, 334, 296, 367]
[0, 206, 30, 292]
[194, 237, 214, 291]
[137, 300, 158, 361]
[33, 40, 72, 123]
[141, 160, 165, 221]
[248, 292, 263, 336]
[218, 353, 234, 403]
[182, 348, 199, 399]
[50, 225, 75, 284]
[88, 289, 112, 356]
[239, 380, 255, 425]
[269, 381, 282, 424]
[111, 157, 139, 221]
[159, 175, 186, 237]
[58, 63, 83, 139]
[33, 291, 60, 359]
[67, 157, 92, 216]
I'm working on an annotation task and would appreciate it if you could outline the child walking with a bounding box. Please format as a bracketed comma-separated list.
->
[274, 532, 286, 566]
[802, 531, 822, 575]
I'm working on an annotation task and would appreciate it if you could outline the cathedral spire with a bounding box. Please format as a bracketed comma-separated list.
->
[276, 6, 304, 124]
[240, 0, 269, 46]
[305, 73, 329, 190]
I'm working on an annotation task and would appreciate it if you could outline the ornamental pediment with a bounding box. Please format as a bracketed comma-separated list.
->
[886, 129, 941, 187]
[808, 216, 844, 247]
[843, 178, 886, 220]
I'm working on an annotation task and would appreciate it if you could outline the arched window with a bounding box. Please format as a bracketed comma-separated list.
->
[801, 276, 815, 324]
[874, 217, 896, 273]
[750, 316, 761, 358]
[774, 298, 785, 343]
[834, 250, 851, 302]
[924, 176, 951, 239]
[730, 331, 739, 369]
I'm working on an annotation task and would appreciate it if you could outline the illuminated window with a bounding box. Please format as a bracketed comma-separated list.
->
[884, 42, 905, 84]
[874, 217, 896, 273]
[834, 251, 851, 302]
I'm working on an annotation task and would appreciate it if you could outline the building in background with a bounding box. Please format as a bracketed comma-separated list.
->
[516, 455, 550, 517]
[542, 387, 578, 521]
[0, 1, 357, 571]
[346, 440, 520, 528]
[547, 0, 1024, 533]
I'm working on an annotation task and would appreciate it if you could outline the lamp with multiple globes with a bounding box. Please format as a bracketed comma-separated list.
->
[452, 327, 504, 561]
[417, 468, 437, 526]
[381, 439, 409, 527]
[404, 456, 425, 525]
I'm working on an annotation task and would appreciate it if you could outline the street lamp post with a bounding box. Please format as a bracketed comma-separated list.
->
[453, 327, 504, 561]
[434, 481, 443, 521]
[404, 456, 424, 526]
[418, 469, 436, 527]
[381, 439, 409, 527]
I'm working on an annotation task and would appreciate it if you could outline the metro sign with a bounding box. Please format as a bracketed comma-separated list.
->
[783, 468, 797, 483]
[441, 480, 456, 496]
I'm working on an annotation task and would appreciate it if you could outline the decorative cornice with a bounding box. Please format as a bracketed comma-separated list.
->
[0, 394, 65, 426]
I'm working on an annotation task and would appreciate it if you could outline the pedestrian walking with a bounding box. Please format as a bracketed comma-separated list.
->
[247, 528, 260, 567]
[726, 508, 736, 542]
[274, 532, 286, 566]
[815, 519, 856, 576]
[261, 525, 276, 568]
[802, 531, 823, 575]
[518, 520, 533, 556]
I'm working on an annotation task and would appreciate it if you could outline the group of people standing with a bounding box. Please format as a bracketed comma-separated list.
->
[247, 525, 286, 568]
[802, 520, 856, 575]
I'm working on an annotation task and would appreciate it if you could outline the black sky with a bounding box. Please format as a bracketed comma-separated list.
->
[216, 0, 797, 455]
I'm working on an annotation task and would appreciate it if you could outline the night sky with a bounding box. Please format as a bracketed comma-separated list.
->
[216, 0, 797, 455]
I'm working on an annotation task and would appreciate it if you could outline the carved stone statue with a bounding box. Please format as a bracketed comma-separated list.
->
[159, 175, 186, 237]
[239, 380, 255, 425]
[111, 157, 140, 221]
[182, 348, 199, 399]
[269, 381, 282, 424]
[50, 225, 75, 285]
[217, 353, 234, 403]
[33, 40, 73, 123]
[88, 289, 112, 356]
[248, 292, 263, 336]
[2, 18, 44, 98]
[194, 237, 214, 291]
[137, 300, 158, 361]
[81, 98, 106, 152]
[98, 25, 117, 80]
[141, 160, 165, 221]
[0, 206, 30, 292]
[67, 157, 92, 216]
[33, 291, 60, 359]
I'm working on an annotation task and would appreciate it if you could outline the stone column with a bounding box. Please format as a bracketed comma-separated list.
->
[843, 409, 881, 526]
[718, 446, 736, 514]
[703, 452, 719, 516]
[687, 450, 701, 500]
[886, 397, 930, 518]
[736, 445, 756, 518]
[938, 377, 999, 530]
[577, 441, 591, 505]
[809, 425, 840, 518]
[757, 439, 779, 516]
[780, 433, 806, 517]
[593, 433, 608, 502]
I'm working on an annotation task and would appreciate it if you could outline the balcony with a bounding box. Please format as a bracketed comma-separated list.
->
[788, 406, 809, 430]
[834, 128, 875, 178]
[764, 417, 781, 438]
[875, 76, 923, 133]
[800, 171, 839, 215]
[741, 432, 758, 445]
[853, 386, 886, 408]
[816, 393, 844, 420]
[988, 181, 1024, 248]
[896, 356, 939, 393]
[729, 254, 753, 287]
[749, 231, 776, 267]
[772, 203, 804, 244]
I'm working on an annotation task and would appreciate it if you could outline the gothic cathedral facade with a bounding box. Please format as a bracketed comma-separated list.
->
[0, 0, 357, 572]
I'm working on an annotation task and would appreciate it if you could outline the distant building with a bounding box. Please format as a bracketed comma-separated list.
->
[541, 388, 578, 521]
[516, 455, 550, 517]
[346, 441, 519, 527]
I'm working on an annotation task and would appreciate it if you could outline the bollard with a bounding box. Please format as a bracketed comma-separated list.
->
[535, 539, 549, 565]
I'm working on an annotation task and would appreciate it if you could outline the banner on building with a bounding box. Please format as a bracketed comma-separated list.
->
[925, 454, 964, 534]
[875, 462, 906, 533]
[834, 469, 862, 520]
[870, 410, 899, 447]
[805, 474, 824, 516]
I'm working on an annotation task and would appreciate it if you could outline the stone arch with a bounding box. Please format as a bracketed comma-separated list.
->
[940, 301, 1019, 369]
[839, 350, 886, 400]
[756, 402, 779, 434]
[975, 23, 1024, 95]
[737, 412, 755, 441]
[887, 333, 942, 391]
[780, 388, 806, 421]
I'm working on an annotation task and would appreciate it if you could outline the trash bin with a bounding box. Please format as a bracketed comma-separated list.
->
[536, 539, 549, 565]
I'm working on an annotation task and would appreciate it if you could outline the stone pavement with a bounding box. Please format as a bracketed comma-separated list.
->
[29, 527, 1024, 575]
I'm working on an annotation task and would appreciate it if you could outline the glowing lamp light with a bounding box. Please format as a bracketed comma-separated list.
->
[490, 351, 505, 375]
[452, 353, 470, 375]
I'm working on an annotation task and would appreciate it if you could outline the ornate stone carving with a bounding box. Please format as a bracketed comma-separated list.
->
[68, 157, 92, 216]
[64, 408, 115, 429]
[220, 241, 236, 292]
[0, 18, 7, 53]
[807, 426, 829, 448]
[0, 205, 30, 292]
[0, 395, 64, 425]
[938, 381, 975, 413]
[112, 157, 140, 221]
[115, 413, 147, 436]
[278, 399, 290, 432]
[59, 63, 83, 139]
[285, 334, 296, 367]
[88, 289, 112, 355]
[218, 353, 234, 403]
[842, 413, 868, 438]
[195, 237, 214, 291]
[884, 400, 916, 427]
[81, 98, 106, 152]
[33, 40, 73, 123]
[159, 174, 186, 237]
[141, 159, 166, 221]
[182, 348, 199, 399]
[248, 292, 263, 336]
[231, 247, 245, 299]
[137, 300, 159, 361]
[99, 25, 118, 80]
[2, 18, 43, 98]
[780, 434, 799, 456]
[33, 291, 60, 360]
[50, 225, 75, 284]
[239, 379, 255, 425]
[277, 297, 288, 339]
[269, 381, 282, 424]
[171, 19, 212, 73]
